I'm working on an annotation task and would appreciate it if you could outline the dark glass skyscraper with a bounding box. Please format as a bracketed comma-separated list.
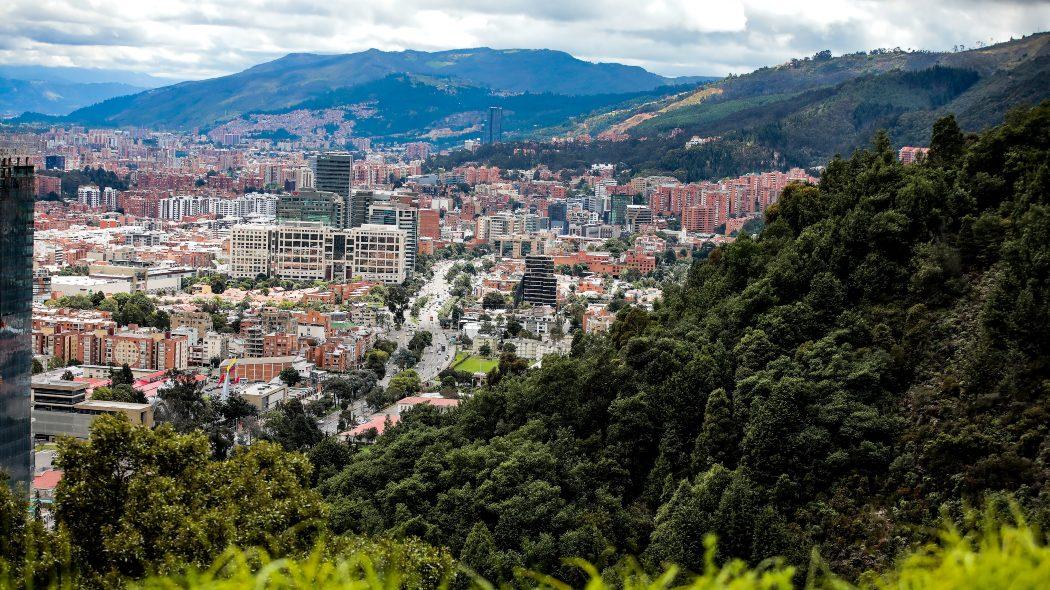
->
[313, 152, 353, 197]
[0, 157, 34, 489]
[485, 106, 503, 145]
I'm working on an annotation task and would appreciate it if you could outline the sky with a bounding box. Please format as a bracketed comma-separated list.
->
[1, 0, 1048, 82]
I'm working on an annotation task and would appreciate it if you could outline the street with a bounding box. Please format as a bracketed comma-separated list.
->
[378, 259, 460, 387]
[320, 260, 465, 434]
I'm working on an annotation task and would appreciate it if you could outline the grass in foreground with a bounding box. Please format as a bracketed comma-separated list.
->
[120, 516, 1048, 589]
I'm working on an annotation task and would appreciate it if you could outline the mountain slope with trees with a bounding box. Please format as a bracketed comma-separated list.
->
[49, 48, 713, 130]
[323, 103, 1050, 583]
[429, 34, 1047, 181]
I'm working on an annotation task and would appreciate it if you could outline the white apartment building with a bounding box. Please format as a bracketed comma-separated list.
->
[159, 195, 219, 221]
[77, 185, 101, 208]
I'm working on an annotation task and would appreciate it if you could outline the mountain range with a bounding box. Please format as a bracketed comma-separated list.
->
[0, 66, 177, 117]
[429, 33, 1049, 180]
[17, 48, 713, 135]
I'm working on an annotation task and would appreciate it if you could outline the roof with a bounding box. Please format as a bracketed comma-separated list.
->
[346, 414, 401, 437]
[397, 396, 460, 408]
[33, 469, 63, 491]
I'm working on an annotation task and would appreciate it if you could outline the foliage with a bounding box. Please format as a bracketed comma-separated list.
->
[279, 367, 302, 387]
[155, 372, 257, 458]
[265, 399, 325, 453]
[97, 292, 170, 330]
[54, 414, 326, 580]
[92, 383, 147, 404]
[318, 105, 1050, 582]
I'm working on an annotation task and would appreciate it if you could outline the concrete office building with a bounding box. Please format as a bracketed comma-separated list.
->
[368, 202, 417, 276]
[0, 157, 33, 487]
[228, 224, 276, 279]
[272, 222, 350, 282]
[349, 224, 407, 284]
[229, 222, 352, 281]
[31, 379, 153, 441]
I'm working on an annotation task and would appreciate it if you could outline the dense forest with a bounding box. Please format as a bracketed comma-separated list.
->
[325, 103, 1050, 582]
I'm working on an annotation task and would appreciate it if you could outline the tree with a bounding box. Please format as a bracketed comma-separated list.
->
[264, 399, 324, 452]
[279, 367, 302, 387]
[928, 113, 966, 167]
[92, 384, 147, 404]
[391, 347, 418, 371]
[31, 359, 43, 374]
[111, 364, 135, 386]
[385, 285, 410, 326]
[55, 414, 325, 579]
[479, 343, 492, 357]
[365, 349, 390, 378]
[61, 370, 74, 381]
[408, 330, 434, 355]
[386, 370, 422, 402]
[482, 292, 506, 310]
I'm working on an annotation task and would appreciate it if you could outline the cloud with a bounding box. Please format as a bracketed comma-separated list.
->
[0, 0, 1046, 80]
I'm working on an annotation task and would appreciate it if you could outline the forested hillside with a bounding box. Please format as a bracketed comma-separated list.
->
[323, 103, 1050, 583]
[430, 34, 1048, 181]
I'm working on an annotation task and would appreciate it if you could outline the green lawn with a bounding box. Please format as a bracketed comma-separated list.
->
[451, 353, 499, 374]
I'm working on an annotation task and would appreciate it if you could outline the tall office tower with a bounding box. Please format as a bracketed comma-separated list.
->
[313, 152, 354, 198]
[349, 190, 388, 228]
[485, 106, 503, 145]
[520, 255, 557, 307]
[368, 202, 418, 276]
[547, 200, 567, 234]
[0, 157, 34, 488]
[610, 193, 630, 226]
[277, 188, 347, 227]
[44, 155, 65, 170]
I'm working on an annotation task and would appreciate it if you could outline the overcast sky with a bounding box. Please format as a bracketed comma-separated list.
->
[1, 0, 1048, 81]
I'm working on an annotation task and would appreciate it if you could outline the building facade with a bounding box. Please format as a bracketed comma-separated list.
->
[349, 224, 407, 284]
[0, 157, 33, 487]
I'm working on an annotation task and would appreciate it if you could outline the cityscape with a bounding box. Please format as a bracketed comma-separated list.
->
[0, 1, 1048, 588]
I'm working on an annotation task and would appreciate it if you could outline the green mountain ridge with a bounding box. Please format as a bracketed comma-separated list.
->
[52, 48, 715, 131]
[432, 34, 1049, 181]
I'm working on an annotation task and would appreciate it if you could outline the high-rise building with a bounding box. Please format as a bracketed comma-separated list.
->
[44, 155, 65, 171]
[228, 222, 353, 281]
[0, 157, 34, 488]
[610, 193, 630, 226]
[368, 202, 417, 276]
[521, 255, 557, 307]
[313, 152, 353, 197]
[349, 224, 408, 284]
[277, 188, 347, 227]
[485, 106, 503, 145]
[349, 190, 387, 228]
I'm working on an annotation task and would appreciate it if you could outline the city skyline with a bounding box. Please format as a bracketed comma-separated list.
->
[1, 1, 1047, 81]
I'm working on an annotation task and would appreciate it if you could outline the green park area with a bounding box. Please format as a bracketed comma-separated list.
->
[450, 351, 499, 374]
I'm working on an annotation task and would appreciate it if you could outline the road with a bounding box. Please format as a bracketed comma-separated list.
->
[379, 260, 460, 387]
[320, 260, 465, 434]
